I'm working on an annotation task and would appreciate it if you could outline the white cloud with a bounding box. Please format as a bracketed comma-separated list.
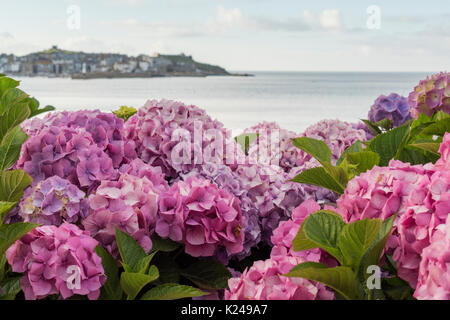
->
[319, 9, 342, 30]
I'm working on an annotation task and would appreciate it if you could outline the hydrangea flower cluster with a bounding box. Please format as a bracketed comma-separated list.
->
[243, 122, 301, 171]
[414, 216, 450, 300]
[436, 132, 450, 171]
[368, 93, 412, 127]
[83, 173, 163, 258]
[156, 176, 244, 258]
[408, 72, 450, 119]
[22, 110, 137, 168]
[118, 158, 169, 192]
[6, 223, 105, 300]
[19, 176, 88, 225]
[16, 126, 117, 192]
[270, 200, 337, 267]
[124, 99, 243, 179]
[224, 255, 334, 300]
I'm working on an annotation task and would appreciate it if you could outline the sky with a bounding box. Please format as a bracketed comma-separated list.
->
[0, 0, 449, 72]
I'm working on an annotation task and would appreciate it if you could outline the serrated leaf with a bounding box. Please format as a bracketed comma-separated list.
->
[408, 142, 441, 156]
[95, 245, 123, 300]
[181, 259, 231, 290]
[0, 170, 32, 202]
[290, 166, 344, 194]
[291, 137, 332, 163]
[361, 119, 382, 136]
[368, 124, 410, 166]
[0, 103, 31, 140]
[141, 283, 206, 300]
[151, 234, 180, 252]
[121, 267, 159, 300]
[0, 88, 29, 110]
[0, 276, 21, 300]
[0, 77, 20, 98]
[285, 265, 363, 300]
[338, 219, 383, 271]
[336, 140, 364, 166]
[292, 222, 320, 252]
[0, 126, 28, 170]
[345, 151, 380, 174]
[115, 228, 147, 270]
[0, 222, 39, 256]
[30, 105, 55, 118]
[0, 201, 17, 224]
[301, 210, 346, 263]
[421, 118, 450, 136]
[321, 162, 348, 188]
[135, 251, 157, 274]
[359, 215, 396, 283]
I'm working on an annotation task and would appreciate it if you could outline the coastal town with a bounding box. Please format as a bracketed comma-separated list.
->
[0, 46, 246, 79]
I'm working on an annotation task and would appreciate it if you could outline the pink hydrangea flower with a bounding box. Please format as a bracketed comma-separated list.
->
[118, 158, 169, 192]
[224, 255, 334, 300]
[436, 132, 450, 171]
[408, 72, 450, 119]
[16, 126, 117, 192]
[156, 176, 244, 257]
[125, 99, 243, 178]
[83, 173, 163, 258]
[414, 216, 450, 300]
[21, 110, 137, 168]
[19, 176, 88, 225]
[6, 223, 105, 300]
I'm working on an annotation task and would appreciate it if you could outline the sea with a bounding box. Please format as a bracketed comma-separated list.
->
[16, 71, 431, 135]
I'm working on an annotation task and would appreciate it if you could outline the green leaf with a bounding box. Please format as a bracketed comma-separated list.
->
[121, 267, 160, 300]
[181, 259, 231, 290]
[408, 142, 441, 156]
[115, 228, 147, 270]
[0, 126, 28, 170]
[289, 262, 329, 272]
[0, 103, 31, 140]
[300, 210, 346, 263]
[359, 215, 396, 283]
[292, 222, 320, 252]
[336, 140, 364, 166]
[134, 251, 157, 274]
[95, 245, 123, 300]
[291, 137, 331, 163]
[154, 254, 180, 284]
[30, 105, 55, 118]
[235, 133, 259, 155]
[321, 162, 348, 188]
[0, 222, 39, 256]
[368, 124, 410, 166]
[0, 88, 29, 110]
[151, 234, 180, 252]
[0, 201, 16, 224]
[0, 276, 21, 300]
[361, 120, 382, 136]
[397, 147, 439, 165]
[26, 97, 55, 118]
[0, 77, 20, 97]
[345, 151, 380, 174]
[285, 265, 363, 300]
[0, 170, 33, 202]
[338, 219, 383, 271]
[290, 166, 344, 194]
[421, 118, 450, 136]
[141, 283, 207, 300]
[112, 106, 137, 122]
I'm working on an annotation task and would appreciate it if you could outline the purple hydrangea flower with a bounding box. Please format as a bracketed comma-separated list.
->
[6, 223, 106, 300]
[368, 93, 412, 127]
[22, 110, 137, 168]
[19, 176, 88, 226]
[16, 126, 117, 192]
[408, 72, 450, 119]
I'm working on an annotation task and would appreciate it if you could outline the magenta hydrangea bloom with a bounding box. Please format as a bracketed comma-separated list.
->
[19, 176, 88, 225]
[394, 168, 450, 288]
[436, 132, 450, 171]
[125, 99, 243, 178]
[118, 158, 169, 192]
[16, 126, 117, 192]
[368, 93, 412, 127]
[271, 199, 338, 267]
[22, 110, 137, 168]
[83, 173, 163, 258]
[6, 223, 105, 300]
[408, 72, 450, 119]
[224, 255, 334, 300]
[414, 215, 450, 300]
[156, 176, 244, 258]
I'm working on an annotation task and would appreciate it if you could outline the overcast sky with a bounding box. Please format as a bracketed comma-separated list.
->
[1, 0, 449, 72]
